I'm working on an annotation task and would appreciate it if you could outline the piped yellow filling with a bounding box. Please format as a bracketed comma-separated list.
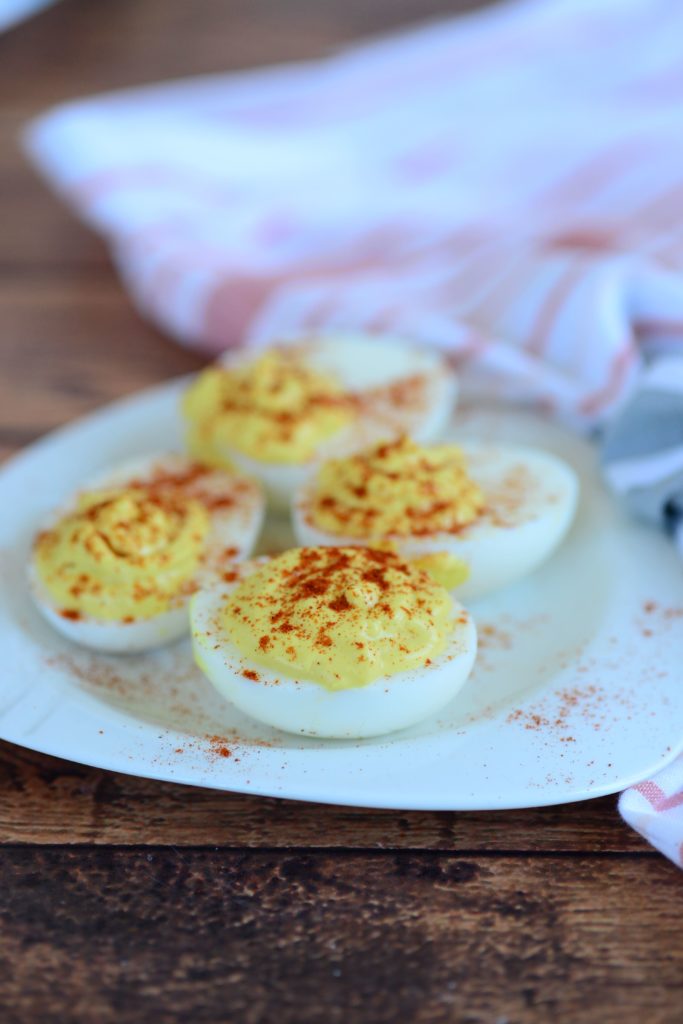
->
[309, 436, 485, 539]
[221, 546, 456, 690]
[183, 349, 352, 466]
[34, 486, 208, 621]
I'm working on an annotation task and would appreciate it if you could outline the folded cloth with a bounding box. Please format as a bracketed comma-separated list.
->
[620, 755, 683, 868]
[23, 0, 683, 862]
[24, 0, 683, 426]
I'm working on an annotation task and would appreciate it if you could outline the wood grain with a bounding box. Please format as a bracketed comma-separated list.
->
[1, 848, 681, 1024]
[0, 276, 203, 443]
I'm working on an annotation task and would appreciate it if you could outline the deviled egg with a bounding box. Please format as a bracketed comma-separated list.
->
[182, 333, 457, 508]
[293, 437, 579, 600]
[191, 546, 477, 738]
[29, 453, 264, 653]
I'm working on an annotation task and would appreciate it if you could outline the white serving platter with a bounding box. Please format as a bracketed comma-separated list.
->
[1, 379, 681, 809]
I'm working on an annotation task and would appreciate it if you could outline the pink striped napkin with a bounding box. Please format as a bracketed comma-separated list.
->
[23, 0, 683, 862]
[620, 761, 683, 867]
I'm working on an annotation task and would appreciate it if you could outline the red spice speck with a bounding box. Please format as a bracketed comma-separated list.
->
[59, 609, 81, 621]
[242, 669, 260, 682]
[477, 623, 512, 650]
[205, 735, 232, 759]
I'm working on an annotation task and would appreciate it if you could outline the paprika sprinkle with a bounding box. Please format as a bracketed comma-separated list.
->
[220, 546, 456, 690]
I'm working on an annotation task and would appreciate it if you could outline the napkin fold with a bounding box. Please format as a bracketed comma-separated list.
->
[619, 755, 683, 868]
[23, 0, 683, 863]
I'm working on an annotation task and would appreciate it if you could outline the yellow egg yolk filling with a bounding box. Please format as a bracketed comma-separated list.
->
[34, 486, 209, 621]
[220, 546, 456, 690]
[309, 436, 485, 539]
[183, 349, 352, 466]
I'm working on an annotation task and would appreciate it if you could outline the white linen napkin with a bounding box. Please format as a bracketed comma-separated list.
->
[23, 0, 683, 863]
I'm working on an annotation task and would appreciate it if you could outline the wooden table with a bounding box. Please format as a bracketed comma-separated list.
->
[1, 2, 681, 1021]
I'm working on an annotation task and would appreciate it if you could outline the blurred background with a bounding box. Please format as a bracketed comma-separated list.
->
[0, 0, 497, 459]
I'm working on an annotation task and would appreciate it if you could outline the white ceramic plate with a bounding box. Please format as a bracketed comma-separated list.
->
[1, 379, 682, 809]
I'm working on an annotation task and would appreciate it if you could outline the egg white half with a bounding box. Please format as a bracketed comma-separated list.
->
[294, 332, 458, 445]
[205, 334, 458, 510]
[293, 444, 579, 601]
[29, 453, 265, 653]
[191, 578, 477, 739]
